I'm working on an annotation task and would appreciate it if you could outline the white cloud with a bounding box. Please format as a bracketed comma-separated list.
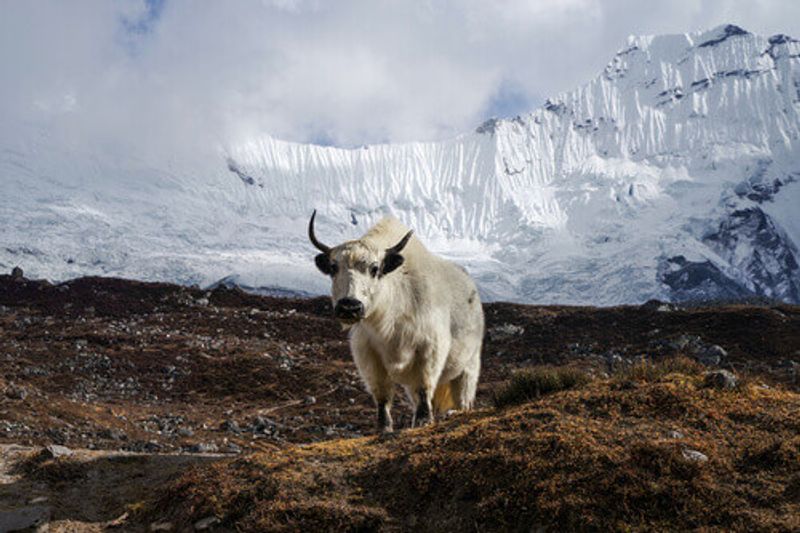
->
[1, 0, 799, 152]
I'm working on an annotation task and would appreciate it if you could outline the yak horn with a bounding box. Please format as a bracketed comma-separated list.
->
[308, 210, 331, 253]
[386, 230, 414, 254]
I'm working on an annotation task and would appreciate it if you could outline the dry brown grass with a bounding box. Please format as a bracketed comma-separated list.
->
[151, 360, 800, 532]
[492, 366, 591, 408]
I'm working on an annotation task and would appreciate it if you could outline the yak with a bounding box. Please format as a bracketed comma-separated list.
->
[309, 210, 483, 432]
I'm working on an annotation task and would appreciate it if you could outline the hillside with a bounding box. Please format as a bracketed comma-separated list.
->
[155, 368, 800, 532]
[0, 273, 799, 530]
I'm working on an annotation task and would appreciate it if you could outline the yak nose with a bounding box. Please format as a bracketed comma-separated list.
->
[334, 297, 364, 320]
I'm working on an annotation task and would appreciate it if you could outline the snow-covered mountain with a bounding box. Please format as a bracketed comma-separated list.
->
[2, 24, 800, 305]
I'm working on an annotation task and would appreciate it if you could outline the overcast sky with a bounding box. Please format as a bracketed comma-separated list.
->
[1, 0, 799, 152]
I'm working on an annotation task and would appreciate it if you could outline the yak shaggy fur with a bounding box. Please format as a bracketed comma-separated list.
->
[317, 216, 484, 431]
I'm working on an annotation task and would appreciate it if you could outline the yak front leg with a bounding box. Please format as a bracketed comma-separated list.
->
[377, 399, 393, 433]
[363, 360, 394, 433]
[351, 331, 394, 433]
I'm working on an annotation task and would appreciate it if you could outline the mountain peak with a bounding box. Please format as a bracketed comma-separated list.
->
[2, 25, 800, 305]
[694, 23, 750, 47]
[620, 24, 754, 60]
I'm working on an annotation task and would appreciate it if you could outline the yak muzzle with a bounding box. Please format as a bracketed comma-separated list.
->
[334, 297, 364, 322]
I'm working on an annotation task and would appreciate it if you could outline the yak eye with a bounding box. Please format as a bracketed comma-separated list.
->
[369, 264, 379, 278]
[330, 262, 339, 276]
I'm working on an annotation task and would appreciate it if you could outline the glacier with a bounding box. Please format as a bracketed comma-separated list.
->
[1, 24, 799, 305]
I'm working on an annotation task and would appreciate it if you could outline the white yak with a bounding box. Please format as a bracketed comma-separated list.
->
[309, 211, 484, 432]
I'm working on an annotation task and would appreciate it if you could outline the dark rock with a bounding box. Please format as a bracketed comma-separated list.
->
[5, 385, 28, 400]
[697, 24, 749, 48]
[476, 118, 500, 135]
[705, 207, 800, 303]
[252, 416, 276, 434]
[190, 442, 219, 453]
[704, 369, 738, 389]
[224, 442, 242, 454]
[252, 416, 268, 429]
[606, 353, 624, 372]
[659, 255, 755, 303]
[220, 420, 241, 434]
[11, 266, 24, 279]
[699, 345, 727, 366]
[101, 428, 126, 441]
[641, 299, 672, 311]
[226, 157, 258, 187]
[670, 334, 702, 352]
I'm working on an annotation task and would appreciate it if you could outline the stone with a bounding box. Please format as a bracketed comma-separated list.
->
[150, 521, 174, 531]
[704, 369, 738, 390]
[699, 345, 727, 366]
[488, 323, 525, 341]
[43, 444, 73, 459]
[220, 420, 241, 434]
[252, 416, 269, 431]
[5, 385, 28, 400]
[641, 299, 674, 312]
[177, 427, 194, 438]
[606, 353, 624, 372]
[667, 430, 684, 439]
[11, 266, 24, 279]
[672, 335, 691, 350]
[682, 449, 708, 463]
[224, 442, 242, 454]
[194, 516, 220, 530]
[190, 442, 218, 453]
[304, 395, 317, 405]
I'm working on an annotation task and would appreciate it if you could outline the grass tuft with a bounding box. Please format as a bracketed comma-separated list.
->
[612, 355, 703, 384]
[492, 367, 590, 408]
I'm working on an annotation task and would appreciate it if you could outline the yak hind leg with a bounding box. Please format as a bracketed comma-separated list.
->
[403, 384, 434, 428]
[449, 369, 479, 410]
[450, 347, 481, 411]
[412, 388, 433, 427]
[411, 341, 450, 427]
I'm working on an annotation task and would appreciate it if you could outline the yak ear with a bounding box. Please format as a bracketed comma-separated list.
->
[381, 253, 404, 276]
[315, 253, 333, 275]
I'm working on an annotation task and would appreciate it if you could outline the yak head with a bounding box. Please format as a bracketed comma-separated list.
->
[308, 210, 412, 325]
